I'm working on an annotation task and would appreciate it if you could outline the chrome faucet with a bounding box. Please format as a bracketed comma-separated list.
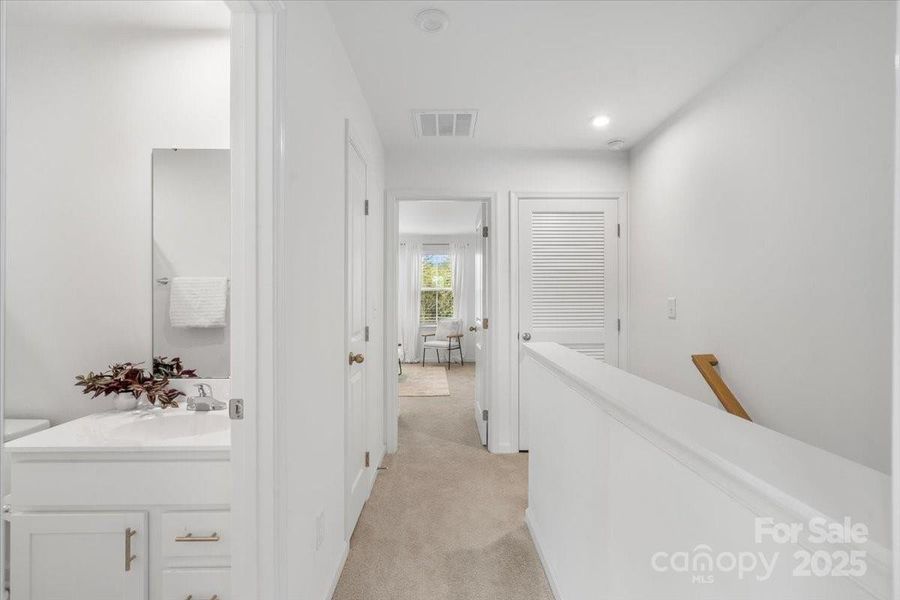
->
[187, 383, 226, 412]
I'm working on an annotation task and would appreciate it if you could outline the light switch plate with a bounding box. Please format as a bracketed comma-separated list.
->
[667, 297, 677, 319]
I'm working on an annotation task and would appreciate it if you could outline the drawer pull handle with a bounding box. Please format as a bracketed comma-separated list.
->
[175, 532, 220, 543]
[125, 528, 137, 572]
[184, 596, 218, 600]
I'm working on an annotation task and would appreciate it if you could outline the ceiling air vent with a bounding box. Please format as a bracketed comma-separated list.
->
[412, 110, 478, 138]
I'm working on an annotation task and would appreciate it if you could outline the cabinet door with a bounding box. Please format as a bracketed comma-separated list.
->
[10, 512, 147, 600]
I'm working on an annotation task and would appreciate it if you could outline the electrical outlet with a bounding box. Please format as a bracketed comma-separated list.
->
[316, 512, 325, 550]
[667, 297, 677, 320]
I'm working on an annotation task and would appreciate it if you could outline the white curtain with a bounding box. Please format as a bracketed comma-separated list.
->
[450, 241, 467, 334]
[398, 241, 422, 362]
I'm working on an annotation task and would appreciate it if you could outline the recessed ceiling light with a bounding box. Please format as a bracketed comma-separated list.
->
[415, 9, 450, 34]
[591, 115, 611, 128]
[607, 139, 626, 151]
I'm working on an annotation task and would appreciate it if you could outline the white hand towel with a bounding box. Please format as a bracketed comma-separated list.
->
[169, 277, 228, 328]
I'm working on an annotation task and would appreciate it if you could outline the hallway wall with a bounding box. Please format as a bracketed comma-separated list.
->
[388, 148, 629, 452]
[282, 2, 386, 598]
[629, 0, 894, 472]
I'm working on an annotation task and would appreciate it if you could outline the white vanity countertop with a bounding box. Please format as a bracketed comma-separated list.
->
[4, 418, 51, 442]
[4, 405, 230, 454]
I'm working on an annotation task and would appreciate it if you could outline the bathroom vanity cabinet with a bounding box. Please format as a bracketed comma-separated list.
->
[3, 408, 231, 600]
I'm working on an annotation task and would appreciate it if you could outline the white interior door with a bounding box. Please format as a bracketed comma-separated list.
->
[473, 203, 489, 446]
[518, 198, 619, 450]
[345, 132, 369, 537]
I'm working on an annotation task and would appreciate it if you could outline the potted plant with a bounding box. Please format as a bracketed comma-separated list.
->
[75, 362, 184, 411]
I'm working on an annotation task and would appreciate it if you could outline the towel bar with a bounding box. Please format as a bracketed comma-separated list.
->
[156, 277, 230, 286]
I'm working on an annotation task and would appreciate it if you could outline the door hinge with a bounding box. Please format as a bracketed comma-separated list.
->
[617, 223, 621, 238]
[482, 225, 489, 238]
[482, 409, 488, 421]
[364, 199, 369, 215]
[365, 451, 370, 467]
[482, 317, 489, 329]
[617, 318, 621, 333]
[365, 325, 370, 342]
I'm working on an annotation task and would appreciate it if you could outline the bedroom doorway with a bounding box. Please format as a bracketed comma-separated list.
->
[397, 200, 487, 445]
[385, 194, 494, 454]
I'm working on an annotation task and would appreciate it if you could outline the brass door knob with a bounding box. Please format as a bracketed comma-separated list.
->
[349, 352, 365, 365]
[469, 326, 477, 332]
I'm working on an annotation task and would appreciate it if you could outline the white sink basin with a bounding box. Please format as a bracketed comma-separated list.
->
[5, 406, 230, 453]
[111, 412, 228, 441]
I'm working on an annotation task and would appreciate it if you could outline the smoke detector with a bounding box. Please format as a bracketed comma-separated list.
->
[607, 139, 626, 151]
[412, 110, 478, 138]
[415, 9, 449, 34]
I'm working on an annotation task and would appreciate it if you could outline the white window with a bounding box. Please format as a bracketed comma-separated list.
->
[420, 247, 454, 324]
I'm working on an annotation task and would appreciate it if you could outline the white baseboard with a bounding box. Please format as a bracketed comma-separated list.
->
[525, 508, 561, 600]
[367, 445, 386, 492]
[490, 441, 518, 454]
[325, 541, 350, 600]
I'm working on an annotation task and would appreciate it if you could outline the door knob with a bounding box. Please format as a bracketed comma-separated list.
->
[469, 326, 477, 332]
[521, 332, 532, 341]
[349, 352, 365, 365]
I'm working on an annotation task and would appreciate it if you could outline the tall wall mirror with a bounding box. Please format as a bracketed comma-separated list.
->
[152, 148, 230, 379]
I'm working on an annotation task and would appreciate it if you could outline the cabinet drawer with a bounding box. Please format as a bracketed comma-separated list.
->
[162, 568, 230, 600]
[161, 511, 230, 560]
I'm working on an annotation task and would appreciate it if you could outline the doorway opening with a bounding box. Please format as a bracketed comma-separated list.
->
[396, 200, 489, 448]
[384, 194, 495, 455]
[0, 1, 283, 597]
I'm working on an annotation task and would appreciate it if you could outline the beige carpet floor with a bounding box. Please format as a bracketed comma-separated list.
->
[333, 364, 553, 600]
[398, 363, 451, 396]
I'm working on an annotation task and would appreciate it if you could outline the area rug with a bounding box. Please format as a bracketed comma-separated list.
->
[398, 363, 450, 396]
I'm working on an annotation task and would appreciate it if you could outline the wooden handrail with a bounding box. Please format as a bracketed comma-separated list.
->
[691, 354, 752, 421]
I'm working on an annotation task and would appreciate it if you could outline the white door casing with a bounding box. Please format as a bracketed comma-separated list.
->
[0, 2, 8, 596]
[227, 3, 286, 598]
[474, 203, 490, 445]
[518, 197, 619, 449]
[345, 124, 369, 538]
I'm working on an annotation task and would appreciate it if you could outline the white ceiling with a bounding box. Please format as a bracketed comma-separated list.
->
[327, 1, 809, 151]
[7, 1, 230, 32]
[399, 201, 483, 235]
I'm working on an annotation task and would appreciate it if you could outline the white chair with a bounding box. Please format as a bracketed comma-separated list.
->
[421, 318, 464, 368]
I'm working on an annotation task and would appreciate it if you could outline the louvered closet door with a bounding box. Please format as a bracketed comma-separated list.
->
[518, 198, 619, 449]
